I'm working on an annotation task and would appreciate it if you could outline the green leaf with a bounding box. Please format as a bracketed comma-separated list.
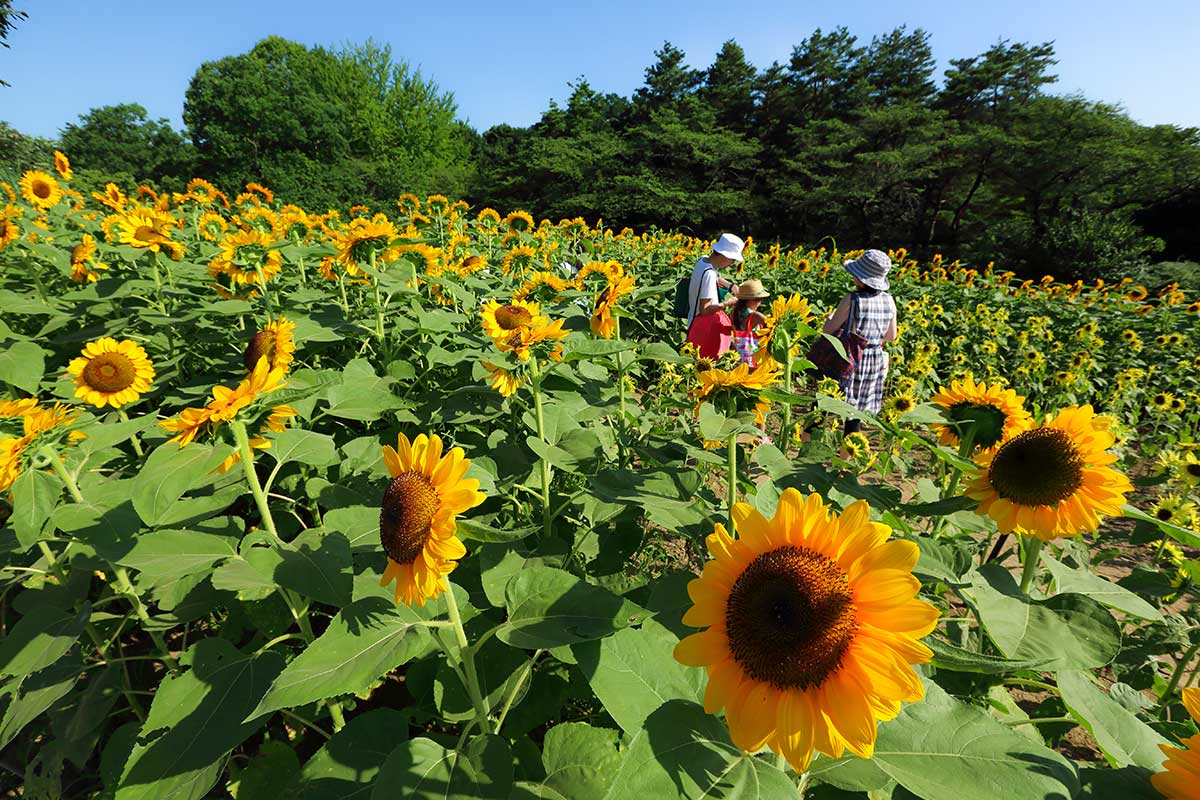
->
[0, 603, 89, 678]
[0, 656, 82, 750]
[897, 403, 948, 425]
[215, 531, 352, 607]
[114, 528, 239, 589]
[1057, 671, 1169, 770]
[266, 429, 340, 468]
[573, 618, 704, 734]
[0, 341, 46, 392]
[299, 709, 409, 800]
[1078, 766, 1162, 799]
[235, 740, 301, 800]
[926, 636, 1050, 674]
[247, 597, 436, 720]
[535, 723, 621, 800]
[10, 468, 61, 550]
[370, 734, 512, 800]
[499, 567, 649, 649]
[456, 518, 537, 544]
[816, 393, 879, 427]
[697, 402, 740, 442]
[115, 638, 284, 800]
[1123, 504, 1200, 547]
[602, 700, 798, 799]
[76, 413, 158, 456]
[322, 505, 379, 552]
[859, 681, 1078, 800]
[131, 443, 235, 527]
[961, 564, 1121, 670]
[637, 342, 691, 363]
[1042, 553, 1162, 621]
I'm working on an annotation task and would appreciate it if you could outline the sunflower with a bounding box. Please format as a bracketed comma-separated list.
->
[1188, 302, 1200, 314]
[480, 299, 566, 360]
[1125, 285, 1149, 301]
[930, 379, 1032, 453]
[512, 271, 569, 304]
[93, 183, 127, 212]
[882, 394, 916, 419]
[0, 403, 81, 491]
[243, 317, 297, 373]
[0, 398, 39, 420]
[504, 210, 535, 232]
[66, 338, 155, 409]
[1149, 494, 1197, 528]
[215, 404, 298, 473]
[590, 273, 637, 339]
[674, 489, 937, 771]
[1152, 392, 1175, 411]
[695, 360, 782, 403]
[198, 210, 229, 241]
[1170, 396, 1187, 414]
[965, 405, 1132, 541]
[334, 215, 398, 273]
[379, 432, 486, 607]
[210, 228, 282, 285]
[70, 233, 109, 283]
[501, 245, 538, 276]
[112, 207, 183, 258]
[159, 357, 288, 447]
[1177, 452, 1200, 488]
[19, 170, 61, 211]
[481, 360, 525, 398]
[1152, 688, 1200, 799]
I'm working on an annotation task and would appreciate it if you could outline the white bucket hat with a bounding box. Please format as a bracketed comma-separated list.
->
[712, 233, 745, 262]
[844, 249, 892, 291]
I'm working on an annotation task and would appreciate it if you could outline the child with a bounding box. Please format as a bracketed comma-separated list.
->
[731, 279, 769, 367]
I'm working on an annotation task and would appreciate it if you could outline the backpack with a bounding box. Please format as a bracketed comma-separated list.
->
[672, 266, 714, 320]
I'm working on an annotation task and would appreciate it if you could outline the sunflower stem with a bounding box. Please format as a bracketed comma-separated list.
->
[615, 317, 628, 470]
[254, 264, 275, 317]
[230, 419, 285, 549]
[370, 249, 386, 342]
[494, 649, 542, 733]
[444, 585, 492, 733]
[40, 444, 83, 503]
[1018, 536, 1044, 595]
[780, 330, 794, 447]
[529, 359, 553, 538]
[1162, 642, 1200, 707]
[116, 408, 144, 458]
[727, 398, 738, 530]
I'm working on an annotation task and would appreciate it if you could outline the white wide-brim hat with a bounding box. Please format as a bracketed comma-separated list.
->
[844, 249, 892, 291]
[712, 233, 745, 262]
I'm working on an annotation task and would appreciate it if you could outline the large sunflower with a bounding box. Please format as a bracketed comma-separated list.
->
[695, 359, 782, 403]
[480, 299, 567, 361]
[965, 405, 1132, 541]
[334, 215, 398, 273]
[159, 357, 288, 446]
[1152, 688, 1200, 799]
[590, 273, 637, 339]
[112, 208, 183, 258]
[674, 489, 937, 771]
[379, 433, 485, 607]
[243, 317, 297, 373]
[930, 377, 1033, 453]
[210, 228, 282, 285]
[0, 403, 81, 491]
[67, 338, 155, 409]
[19, 170, 62, 211]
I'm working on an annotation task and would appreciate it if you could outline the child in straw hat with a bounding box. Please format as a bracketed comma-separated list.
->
[731, 279, 770, 367]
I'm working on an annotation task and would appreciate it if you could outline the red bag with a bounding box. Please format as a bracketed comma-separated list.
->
[687, 310, 732, 360]
[807, 293, 866, 380]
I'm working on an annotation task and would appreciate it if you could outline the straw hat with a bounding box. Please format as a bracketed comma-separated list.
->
[735, 279, 770, 299]
[843, 249, 892, 291]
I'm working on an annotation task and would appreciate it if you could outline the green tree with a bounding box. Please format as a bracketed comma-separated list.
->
[0, 0, 28, 86]
[59, 104, 194, 187]
[700, 40, 757, 132]
[635, 42, 703, 110]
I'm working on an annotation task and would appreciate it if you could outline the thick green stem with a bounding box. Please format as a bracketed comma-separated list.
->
[41, 445, 83, 503]
[1163, 642, 1200, 705]
[530, 360, 553, 537]
[371, 249, 385, 342]
[780, 331, 794, 442]
[231, 419, 284, 548]
[445, 586, 491, 732]
[727, 424, 738, 530]
[495, 650, 542, 732]
[116, 408, 144, 458]
[1018, 537, 1044, 595]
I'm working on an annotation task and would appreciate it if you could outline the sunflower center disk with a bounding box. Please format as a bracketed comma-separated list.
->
[495, 305, 533, 330]
[82, 353, 136, 393]
[725, 545, 857, 690]
[949, 401, 1008, 448]
[244, 331, 277, 371]
[988, 427, 1085, 507]
[380, 471, 441, 565]
[1187, 464, 1200, 479]
[34, 182, 51, 199]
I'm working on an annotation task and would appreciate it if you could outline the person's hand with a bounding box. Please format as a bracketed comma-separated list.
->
[723, 296, 738, 307]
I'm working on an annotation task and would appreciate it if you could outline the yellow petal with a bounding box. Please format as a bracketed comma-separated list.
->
[822, 670, 878, 759]
[702, 657, 742, 714]
[674, 630, 727, 667]
[726, 680, 777, 752]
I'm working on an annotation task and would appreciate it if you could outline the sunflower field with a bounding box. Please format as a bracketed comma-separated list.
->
[1, 155, 1199, 800]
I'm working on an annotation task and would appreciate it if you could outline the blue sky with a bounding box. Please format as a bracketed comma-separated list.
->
[2, 0, 1198, 139]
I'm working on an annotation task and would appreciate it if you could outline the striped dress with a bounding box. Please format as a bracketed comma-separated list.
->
[838, 289, 896, 415]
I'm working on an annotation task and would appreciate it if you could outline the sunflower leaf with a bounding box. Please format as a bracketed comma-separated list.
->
[499, 567, 649, 649]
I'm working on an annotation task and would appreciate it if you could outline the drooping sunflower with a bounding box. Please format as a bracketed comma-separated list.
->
[0, 398, 39, 420]
[66, 338, 155, 409]
[210, 228, 282, 285]
[159, 357, 288, 447]
[590, 272, 637, 339]
[243, 317, 297, 373]
[0, 403, 81, 491]
[70, 233, 109, 283]
[512, 271, 569, 304]
[695, 360, 782, 403]
[379, 433, 486, 607]
[214, 404, 298, 473]
[674, 489, 937, 771]
[965, 405, 1132, 541]
[930, 377, 1034, 453]
[481, 360, 525, 398]
[334, 215, 398, 273]
[19, 170, 62, 211]
[53, 151, 72, 180]
[112, 207, 183, 258]
[1152, 688, 1200, 799]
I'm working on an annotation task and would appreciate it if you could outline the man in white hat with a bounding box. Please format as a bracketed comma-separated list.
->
[684, 233, 744, 358]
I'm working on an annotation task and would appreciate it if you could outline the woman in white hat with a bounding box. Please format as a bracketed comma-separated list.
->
[822, 249, 898, 432]
[684, 233, 743, 359]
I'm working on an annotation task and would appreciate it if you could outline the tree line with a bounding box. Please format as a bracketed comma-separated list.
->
[2, 28, 1199, 280]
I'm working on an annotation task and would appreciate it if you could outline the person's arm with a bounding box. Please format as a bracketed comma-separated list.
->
[749, 310, 767, 328]
[697, 295, 738, 316]
[883, 315, 898, 343]
[695, 269, 734, 317]
[822, 295, 852, 334]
